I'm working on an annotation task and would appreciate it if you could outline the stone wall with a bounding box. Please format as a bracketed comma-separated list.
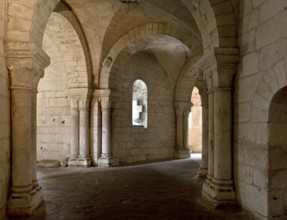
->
[110, 52, 175, 164]
[235, 0, 287, 218]
[37, 13, 88, 161]
[37, 32, 71, 161]
[0, 1, 10, 218]
[268, 87, 287, 219]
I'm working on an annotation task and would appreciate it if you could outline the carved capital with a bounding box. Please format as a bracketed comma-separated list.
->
[198, 47, 239, 88]
[100, 98, 113, 111]
[5, 42, 50, 90]
[7, 59, 44, 90]
[69, 96, 91, 110]
[79, 96, 91, 109]
[69, 97, 79, 109]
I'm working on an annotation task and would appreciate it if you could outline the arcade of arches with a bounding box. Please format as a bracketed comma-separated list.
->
[0, 0, 287, 219]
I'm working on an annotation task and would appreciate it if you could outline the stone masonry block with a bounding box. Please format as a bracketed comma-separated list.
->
[259, 39, 287, 71]
[256, 14, 283, 50]
[236, 102, 251, 122]
[260, 0, 287, 24]
[255, 80, 273, 101]
[274, 59, 287, 88]
[242, 52, 259, 77]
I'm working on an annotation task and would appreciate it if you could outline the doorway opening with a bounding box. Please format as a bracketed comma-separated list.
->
[189, 87, 202, 159]
[268, 86, 287, 219]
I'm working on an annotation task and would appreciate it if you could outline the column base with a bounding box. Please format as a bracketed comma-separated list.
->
[7, 187, 43, 217]
[68, 157, 91, 167]
[202, 178, 236, 209]
[98, 155, 119, 167]
[175, 149, 190, 159]
[198, 166, 208, 178]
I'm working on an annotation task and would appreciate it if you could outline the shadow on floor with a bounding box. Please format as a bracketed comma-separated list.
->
[8, 158, 253, 220]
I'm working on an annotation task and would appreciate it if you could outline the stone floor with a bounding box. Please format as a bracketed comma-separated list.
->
[8, 155, 254, 220]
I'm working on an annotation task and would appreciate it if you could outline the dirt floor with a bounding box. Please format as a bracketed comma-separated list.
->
[8, 156, 254, 220]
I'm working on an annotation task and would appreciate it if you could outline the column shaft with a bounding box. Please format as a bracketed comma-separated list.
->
[31, 91, 39, 189]
[98, 98, 118, 167]
[176, 110, 183, 150]
[213, 89, 232, 181]
[183, 109, 191, 150]
[79, 108, 90, 158]
[199, 90, 208, 177]
[70, 107, 79, 158]
[207, 91, 214, 179]
[101, 108, 111, 156]
[11, 89, 33, 193]
[175, 102, 191, 159]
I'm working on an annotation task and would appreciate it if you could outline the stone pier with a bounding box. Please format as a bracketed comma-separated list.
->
[6, 42, 50, 216]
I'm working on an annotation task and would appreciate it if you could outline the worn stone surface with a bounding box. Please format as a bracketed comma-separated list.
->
[1, 0, 287, 219]
[37, 160, 60, 168]
[8, 158, 253, 220]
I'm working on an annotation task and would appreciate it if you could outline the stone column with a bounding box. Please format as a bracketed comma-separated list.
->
[31, 91, 40, 191]
[175, 101, 191, 159]
[183, 105, 192, 150]
[198, 88, 208, 178]
[69, 98, 79, 159]
[68, 95, 91, 167]
[212, 66, 237, 206]
[199, 47, 239, 208]
[206, 71, 215, 181]
[98, 98, 118, 167]
[6, 42, 50, 217]
[79, 97, 91, 166]
[90, 97, 101, 166]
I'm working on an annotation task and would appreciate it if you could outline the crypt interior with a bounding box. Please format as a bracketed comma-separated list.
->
[0, 0, 287, 219]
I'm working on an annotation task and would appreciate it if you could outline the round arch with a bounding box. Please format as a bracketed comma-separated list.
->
[267, 86, 287, 219]
[182, 0, 237, 51]
[249, 58, 287, 218]
[99, 22, 203, 89]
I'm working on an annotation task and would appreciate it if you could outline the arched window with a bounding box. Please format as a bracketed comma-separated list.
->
[132, 79, 148, 128]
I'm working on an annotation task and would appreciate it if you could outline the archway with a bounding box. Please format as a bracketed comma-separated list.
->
[37, 12, 90, 166]
[188, 87, 202, 154]
[268, 86, 287, 219]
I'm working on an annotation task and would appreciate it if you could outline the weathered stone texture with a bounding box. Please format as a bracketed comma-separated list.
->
[235, 0, 287, 218]
[2, 0, 287, 219]
[37, 12, 89, 161]
[0, 3, 10, 217]
[110, 53, 175, 164]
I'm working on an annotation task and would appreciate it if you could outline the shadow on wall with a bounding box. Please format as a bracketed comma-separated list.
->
[268, 86, 287, 219]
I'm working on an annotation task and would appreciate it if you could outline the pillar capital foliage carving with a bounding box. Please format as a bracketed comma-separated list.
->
[5, 42, 50, 90]
[198, 47, 239, 88]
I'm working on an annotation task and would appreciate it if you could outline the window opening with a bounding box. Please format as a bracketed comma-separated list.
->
[132, 79, 148, 128]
